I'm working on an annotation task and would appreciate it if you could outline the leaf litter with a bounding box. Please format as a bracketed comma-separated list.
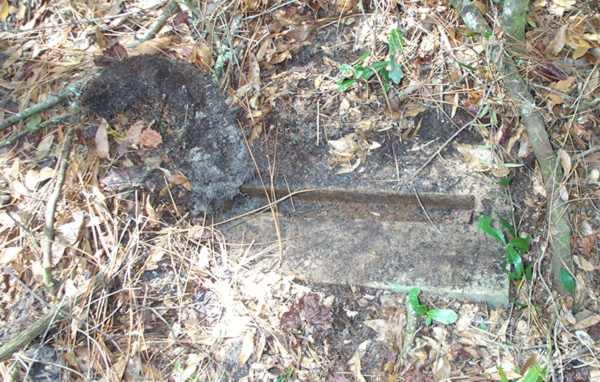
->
[0, 0, 599, 381]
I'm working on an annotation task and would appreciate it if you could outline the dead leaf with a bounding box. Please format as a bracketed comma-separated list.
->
[558, 149, 572, 177]
[0, 0, 9, 22]
[139, 128, 162, 148]
[432, 356, 452, 381]
[0, 247, 21, 264]
[546, 76, 576, 105]
[485, 355, 522, 380]
[191, 42, 214, 69]
[559, 184, 569, 201]
[126, 120, 145, 146]
[238, 328, 255, 365]
[347, 341, 368, 382]
[24, 168, 50, 191]
[333, 0, 358, 13]
[168, 172, 192, 191]
[549, 0, 576, 16]
[451, 92, 459, 118]
[131, 36, 173, 56]
[95, 119, 110, 159]
[146, 247, 165, 271]
[404, 102, 426, 118]
[456, 144, 509, 176]
[329, 134, 359, 155]
[418, 32, 436, 57]
[546, 24, 568, 56]
[574, 255, 596, 272]
[31, 260, 44, 278]
[583, 69, 598, 100]
[584, 33, 600, 43]
[51, 212, 86, 265]
[36, 134, 55, 160]
[567, 34, 591, 59]
[574, 314, 600, 330]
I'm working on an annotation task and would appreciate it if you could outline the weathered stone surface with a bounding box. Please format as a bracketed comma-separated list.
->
[82, 55, 252, 214]
[225, 110, 509, 305]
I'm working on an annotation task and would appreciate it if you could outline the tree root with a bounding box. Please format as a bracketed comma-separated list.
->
[450, 0, 574, 294]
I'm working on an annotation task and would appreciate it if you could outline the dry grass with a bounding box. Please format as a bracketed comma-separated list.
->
[0, 0, 599, 380]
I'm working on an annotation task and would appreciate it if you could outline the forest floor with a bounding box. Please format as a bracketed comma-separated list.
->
[0, 0, 599, 381]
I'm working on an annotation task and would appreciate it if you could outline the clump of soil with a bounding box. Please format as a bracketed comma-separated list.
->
[81, 55, 251, 215]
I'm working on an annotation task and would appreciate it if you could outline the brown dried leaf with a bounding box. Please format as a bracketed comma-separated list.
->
[0, 247, 21, 264]
[168, 172, 192, 191]
[347, 341, 367, 382]
[238, 328, 255, 365]
[575, 255, 596, 272]
[300, 293, 333, 332]
[549, 0, 576, 16]
[191, 42, 214, 69]
[95, 119, 110, 159]
[139, 128, 162, 148]
[126, 120, 146, 146]
[545, 24, 568, 56]
[280, 307, 302, 331]
[132, 36, 173, 56]
[558, 149, 572, 177]
[0, 0, 9, 22]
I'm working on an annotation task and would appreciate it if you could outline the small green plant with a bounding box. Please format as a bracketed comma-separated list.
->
[276, 367, 294, 382]
[408, 288, 458, 325]
[336, 28, 405, 92]
[477, 214, 533, 281]
[499, 362, 548, 382]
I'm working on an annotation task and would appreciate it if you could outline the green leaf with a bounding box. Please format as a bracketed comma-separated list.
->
[388, 28, 405, 55]
[337, 78, 357, 92]
[276, 367, 294, 382]
[370, 60, 388, 73]
[26, 114, 42, 131]
[525, 264, 534, 281]
[408, 288, 428, 316]
[506, 245, 524, 280]
[498, 366, 509, 382]
[357, 51, 371, 63]
[498, 176, 512, 187]
[356, 65, 375, 81]
[339, 63, 354, 77]
[521, 364, 547, 382]
[560, 268, 576, 294]
[456, 61, 476, 73]
[425, 316, 433, 326]
[498, 216, 517, 238]
[510, 236, 531, 253]
[490, 109, 498, 127]
[477, 215, 506, 244]
[389, 60, 404, 84]
[426, 308, 458, 325]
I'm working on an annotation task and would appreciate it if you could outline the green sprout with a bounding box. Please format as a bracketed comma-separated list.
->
[408, 288, 458, 326]
[336, 28, 405, 92]
[477, 215, 533, 281]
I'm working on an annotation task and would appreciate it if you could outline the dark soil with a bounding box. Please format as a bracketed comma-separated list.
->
[81, 55, 252, 215]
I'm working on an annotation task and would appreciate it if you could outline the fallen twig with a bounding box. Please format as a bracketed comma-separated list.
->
[135, 0, 180, 44]
[0, 80, 85, 132]
[0, 271, 110, 362]
[0, 112, 76, 148]
[41, 130, 75, 291]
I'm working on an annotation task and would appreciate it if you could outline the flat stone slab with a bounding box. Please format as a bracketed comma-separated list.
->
[223, 110, 509, 306]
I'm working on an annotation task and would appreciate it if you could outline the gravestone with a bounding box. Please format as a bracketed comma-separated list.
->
[225, 110, 510, 306]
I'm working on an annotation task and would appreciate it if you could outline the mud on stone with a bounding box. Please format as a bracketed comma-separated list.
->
[81, 55, 251, 215]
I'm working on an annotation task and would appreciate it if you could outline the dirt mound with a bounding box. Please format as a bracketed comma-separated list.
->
[81, 55, 251, 215]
